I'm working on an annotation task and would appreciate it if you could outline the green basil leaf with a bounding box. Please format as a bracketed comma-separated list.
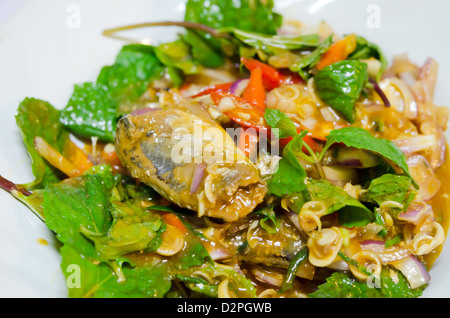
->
[309, 271, 381, 298]
[314, 60, 369, 123]
[283, 130, 309, 166]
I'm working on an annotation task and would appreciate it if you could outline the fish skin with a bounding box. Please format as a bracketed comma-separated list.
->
[115, 98, 267, 222]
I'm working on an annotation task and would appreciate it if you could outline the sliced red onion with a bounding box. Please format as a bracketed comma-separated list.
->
[392, 255, 431, 289]
[338, 159, 363, 167]
[327, 260, 350, 271]
[407, 155, 441, 201]
[393, 135, 436, 155]
[370, 78, 391, 107]
[190, 163, 206, 194]
[285, 209, 302, 233]
[419, 58, 438, 102]
[399, 71, 417, 87]
[230, 79, 249, 97]
[320, 106, 342, 122]
[252, 268, 284, 287]
[360, 240, 386, 254]
[398, 202, 432, 224]
[208, 247, 231, 261]
[360, 240, 415, 265]
[378, 246, 412, 265]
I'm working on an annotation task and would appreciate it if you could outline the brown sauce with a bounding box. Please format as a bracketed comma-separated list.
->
[424, 148, 450, 267]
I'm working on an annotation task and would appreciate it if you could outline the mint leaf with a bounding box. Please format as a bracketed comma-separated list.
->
[268, 158, 307, 196]
[379, 267, 425, 298]
[176, 275, 219, 297]
[349, 35, 388, 81]
[309, 267, 424, 298]
[181, 30, 225, 68]
[60, 245, 173, 298]
[179, 263, 257, 298]
[81, 200, 164, 260]
[15, 98, 70, 189]
[264, 108, 297, 139]
[184, 0, 282, 54]
[43, 170, 115, 261]
[289, 35, 333, 79]
[323, 127, 417, 187]
[314, 60, 368, 123]
[185, 0, 282, 36]
[229, 29, 319, 51]
[309, 271, 381, 298]
[361, 173, 414, 207]
[97, 44, 165, 112]
[178, 242, 213, 270]
[306, 179, 373, 227]
[60, 82, 117, 142]
[283, 131, 309, 167]
[268, 131, 309, 196]
[254, 205, 280, 234]
[154, 40, 201, 75]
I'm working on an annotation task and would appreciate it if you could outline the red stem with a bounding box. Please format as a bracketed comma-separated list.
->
[0, 175, 31, 196]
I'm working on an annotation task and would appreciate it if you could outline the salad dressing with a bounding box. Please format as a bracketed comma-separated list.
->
[425, 147, 450, 266]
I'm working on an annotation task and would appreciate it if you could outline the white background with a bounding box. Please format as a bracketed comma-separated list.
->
[0, 0, 449, 297]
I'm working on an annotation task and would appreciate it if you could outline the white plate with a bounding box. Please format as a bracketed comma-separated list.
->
[0, 0, 449, 298]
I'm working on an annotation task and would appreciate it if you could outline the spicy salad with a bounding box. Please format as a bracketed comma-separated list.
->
[1, 0, 449, 298]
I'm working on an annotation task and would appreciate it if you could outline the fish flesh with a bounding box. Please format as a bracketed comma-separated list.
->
[115, 96, 267, 222]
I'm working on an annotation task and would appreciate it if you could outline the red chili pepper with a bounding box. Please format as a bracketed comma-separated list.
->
[191, 82, 234, 98]
[210, 91, 269, 131]
[316, 34, 357, 70]
[161, 212, 187, 235]
[241, 57, 286, 90]
[243, 67, 266, 111]
[281, 70, 304, 85]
